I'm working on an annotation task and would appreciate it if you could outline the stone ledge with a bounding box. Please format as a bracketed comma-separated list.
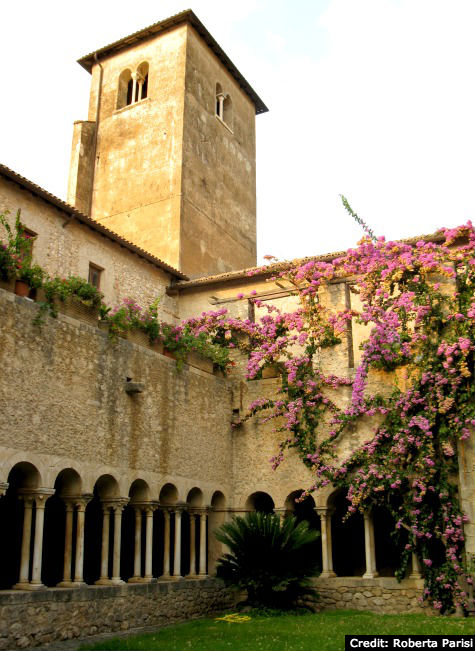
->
[0, 577, 221, 605]
[315, 576, 424, 589]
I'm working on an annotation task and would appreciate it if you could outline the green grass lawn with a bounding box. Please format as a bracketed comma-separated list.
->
[81, 610, 475, 651]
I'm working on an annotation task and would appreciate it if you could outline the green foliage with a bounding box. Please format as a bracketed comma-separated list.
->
[0, 209, 38, 282]
[215, 512, 320, 609]
[38, 275, 104, 320]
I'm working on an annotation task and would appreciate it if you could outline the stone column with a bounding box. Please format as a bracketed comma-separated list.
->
[198, 509, 208, 577]
[275, 508, 287, 523]
[13, 495, 35, 589]
[57, 501, 75, 587]
[0, 482, 8, 497]
[129, 506, 143, 582]
[111, 502, 126, 584]
[188, 511, 197, 578]
[162, 509, 171, 578]
[96, 504, 111, 584]
[409, 551, 422, 579]
[73, 497, 90, 584]
[217, 94, 225, 119]
[363, 511, 379, 579]
[30, 494, 48, 587]
[316, 508, 336, 578]
[131, 75, 137, 105]
[144, 505, 155, 582]
[172, 508, 183, 579]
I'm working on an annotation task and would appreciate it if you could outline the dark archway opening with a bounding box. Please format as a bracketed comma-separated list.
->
[246, 491, 274, 514]
[83, 488, 103, 585]
[331, 490, 365, 576]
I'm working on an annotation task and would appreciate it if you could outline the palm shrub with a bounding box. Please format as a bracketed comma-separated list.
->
[215, 512, 320, 609]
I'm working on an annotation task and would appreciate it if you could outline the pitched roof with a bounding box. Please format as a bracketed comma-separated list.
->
[0, 164, 188, 280]
[172, 233, 446, 290]
[77, 9, 268, 115]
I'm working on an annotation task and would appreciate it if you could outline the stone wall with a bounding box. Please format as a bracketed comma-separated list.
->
[0, 288, 232, 501]
[0, 578, 236, 650]
[0, 177, 178, 320]
[316, 577, 428, 614]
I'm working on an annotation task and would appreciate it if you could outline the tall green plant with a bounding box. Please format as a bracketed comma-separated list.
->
[215, 512, 320, 609]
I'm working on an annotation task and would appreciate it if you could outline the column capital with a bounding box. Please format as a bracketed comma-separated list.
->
[132, 500, 158, 513]
[167, 503, 186, 514]
[0, 481, 8, 496]
[19, 488, 55, 508]
[315, 506, 334, 517]
[74, 494, 93, 511]
[103, 497, 129, 512]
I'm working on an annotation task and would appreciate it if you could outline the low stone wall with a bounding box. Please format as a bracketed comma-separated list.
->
[0, 578, 236, 649]
[316, 576, 428, 614]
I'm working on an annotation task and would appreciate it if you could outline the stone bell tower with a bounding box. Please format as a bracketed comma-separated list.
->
[67, 10, 267, 278]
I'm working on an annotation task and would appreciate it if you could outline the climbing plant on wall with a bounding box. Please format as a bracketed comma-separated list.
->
[181, 221, 475, 614]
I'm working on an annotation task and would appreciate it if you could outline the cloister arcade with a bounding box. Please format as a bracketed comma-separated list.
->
[0, 460, 226, 590]
[0, 459, 422, 592]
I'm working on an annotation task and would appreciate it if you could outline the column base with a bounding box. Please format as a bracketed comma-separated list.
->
[169, 575, 185, 581]
[128, 577, 152, 583]
[409, 573, 422, 580]
[109, 578, 125, 585]
[186, 574, 200, 580]
[95, 578, 114, 585]
[362, 572, 379, 579]
[319, 570, 336, 578]
[13, 582, 45, 591]
[198, 573, 208, 578]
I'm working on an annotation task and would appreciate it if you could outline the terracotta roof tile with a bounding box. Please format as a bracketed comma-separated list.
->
[0, 163, 188, 279]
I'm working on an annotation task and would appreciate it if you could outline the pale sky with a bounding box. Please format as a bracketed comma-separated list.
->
[2, 0, 474, 263]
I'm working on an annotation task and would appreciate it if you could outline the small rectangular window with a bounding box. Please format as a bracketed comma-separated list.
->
[88, 263, 103, 289]
[20, 226, 37, 257]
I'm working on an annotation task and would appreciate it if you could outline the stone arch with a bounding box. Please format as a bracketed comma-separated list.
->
[0, 461, 44, 588]
[95, 474, 120, 500]
[159, 482, 178, 505]
[285, 489, 319, 526]
[182, 488, 204, 576]
[186, 487, 203, 507]
[245, 491, 275, 513]
[7, 460, 42, 489]
[136, 61, 149, 100]
[129, 478, 150, 503]
[83, 473, 121, 584]
[121, 479, 152, 582]
[117, 68, 133, 109]
[42, 468, 85, 587]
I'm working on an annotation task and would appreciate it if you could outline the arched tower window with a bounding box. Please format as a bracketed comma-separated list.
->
[215, 82, 233, 130]
[223, 94, 233, 130]
[136, 62, 149, 101]
[117, 69, 133, 109]
[117, 63, 150, 110]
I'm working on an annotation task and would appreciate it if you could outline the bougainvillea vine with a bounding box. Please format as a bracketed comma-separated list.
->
[182, 223, 475, 614]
